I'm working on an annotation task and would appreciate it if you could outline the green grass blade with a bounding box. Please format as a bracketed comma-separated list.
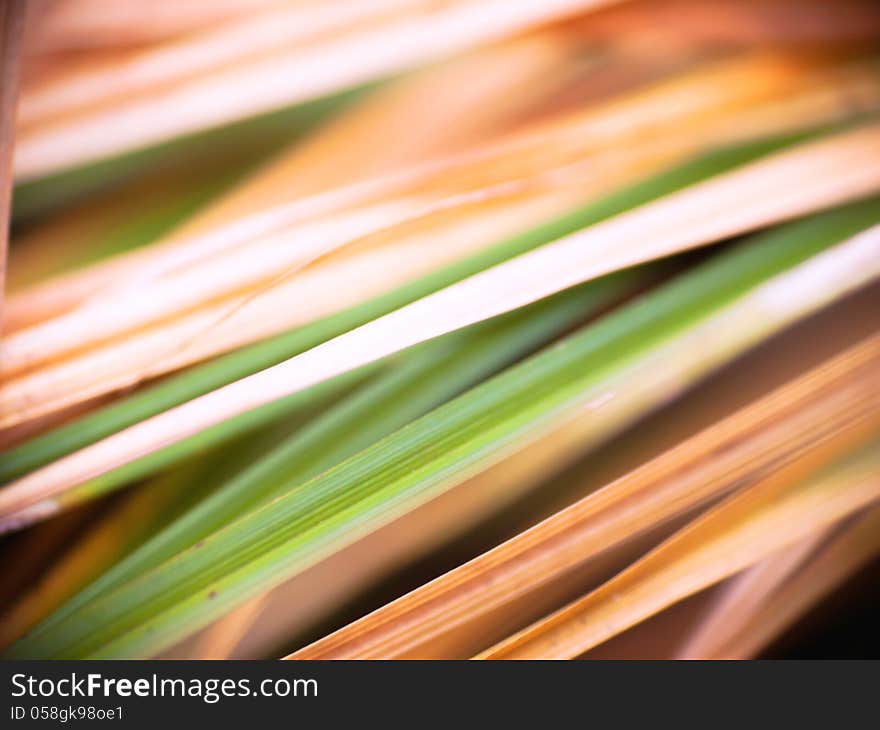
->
[14, 197, 878, 659]
[0, 131, 814, 494]
[34, 270, 641, 631]
[0, 391, 354, 642]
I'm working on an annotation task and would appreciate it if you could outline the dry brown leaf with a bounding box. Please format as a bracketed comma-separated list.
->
[713, 505, 880, 659]
[477, 433, 880, 659]
[14, 0, 619, 179]
[674, 531, 829, 659]
[8, 50, 876, 332]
